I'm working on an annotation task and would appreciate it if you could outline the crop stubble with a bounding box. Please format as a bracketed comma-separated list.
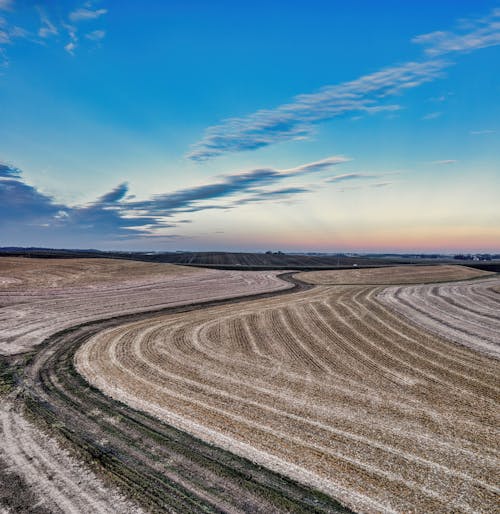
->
[0, 258, 291, 354]
[0, 401, 143, 514]
[378, 276, 500, 358]
[76, 267, 500, 513]
[296, 264, 491, 285]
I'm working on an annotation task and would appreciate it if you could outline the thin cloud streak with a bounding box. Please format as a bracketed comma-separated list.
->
[0, 1, 108, 62]
[188, 7, 500, 161]
[69, 8, 107, 23]
[432, 159, 457, 165]
[413, 8, 500, 56]
[188, 60, 446, 161]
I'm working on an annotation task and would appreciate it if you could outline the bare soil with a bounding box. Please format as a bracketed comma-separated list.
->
[0, 258, 291, 354]
[0, 400, 143, 514]
[76, 275, 500, 513]
[377, 276, 500, 358]
[296, 264, 491, 285]
[17, 274, 349, 513]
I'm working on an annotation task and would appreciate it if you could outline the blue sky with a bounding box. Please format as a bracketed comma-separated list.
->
[1, 1, 499, 252]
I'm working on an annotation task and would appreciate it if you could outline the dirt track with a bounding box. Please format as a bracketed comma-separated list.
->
[0, 258, 291, 354]
[76, 274, 500, 513]
[15, 273, 349, 514]
[0, 400, 143, 514]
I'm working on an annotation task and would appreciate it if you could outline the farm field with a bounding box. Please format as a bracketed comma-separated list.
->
[0, 258, 291, 354]
[378, 276, 500, 358]
[0, 402, 143, 514]
[296, 264, 492, 285]
[1, 259, 498, 513]
[76, 265, 500, 513]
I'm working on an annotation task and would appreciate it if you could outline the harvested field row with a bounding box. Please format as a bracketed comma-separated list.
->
[296, 264, 491, 285]
[19, 274, 350, 514]
[0, 258, 291, 354]
[0, 400, 142, 514]
[378, 276, 500, 358]
[0, 257, 198, 290]
[76, 277, 500, 513]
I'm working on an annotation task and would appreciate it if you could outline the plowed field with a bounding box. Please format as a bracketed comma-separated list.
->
[378, 276, 500, 358]
[76, 273, 500, 513]
[0, 258, 291, 354]
[296, 264, 491, 285]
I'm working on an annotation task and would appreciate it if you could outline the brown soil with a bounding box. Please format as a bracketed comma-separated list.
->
[76, 276, 500, 513]
[19, 274, 350, 514]
[0, 400, 143, 514]
[377, 276, 500, 358]
[0, 258, 291, 354]
[296, 264, 491, 285]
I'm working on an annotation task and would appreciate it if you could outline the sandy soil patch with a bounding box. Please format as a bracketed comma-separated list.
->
[76, 279, 500, 514]
[296, 264, 491, 285]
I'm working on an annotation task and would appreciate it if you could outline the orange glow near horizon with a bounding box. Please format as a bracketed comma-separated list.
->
[224, 226, 500, 253]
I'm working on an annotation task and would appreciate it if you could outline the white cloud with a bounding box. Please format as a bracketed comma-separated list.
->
[470, 129, 495, 135]
[85, 29, 105, 41]
[188, 60, 448, 161]
[421, 111, 442, 120]
[413, 8, 500, 56]
[69, 8, 107, 23]
[37, 9, 58, 39]
[189, 7, 500, 161]
[64, 41, 76, 55]
[432, 159, 457, 165]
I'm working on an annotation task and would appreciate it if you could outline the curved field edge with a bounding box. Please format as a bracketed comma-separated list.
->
[17, 274, 352, 514]
[295, 264, 492, 285]
[75, 276, 500, 513]
[0, 261, 291, 356]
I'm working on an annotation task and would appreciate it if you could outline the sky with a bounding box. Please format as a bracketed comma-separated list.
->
[1, 0, 499, 253]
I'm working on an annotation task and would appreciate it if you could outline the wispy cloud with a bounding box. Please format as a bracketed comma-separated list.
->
[69, 7, 107, 23]
[126, 156, 348, 218]
[37, 8, 58, 39]
[432, 159, 457, 165]
[326, 173, 375, 183]
[412, 8, 500, 56]
[370, 182, 392, 188]
[236, 187, 311, 206]
[0, 1, 107, 63]
[188, 60, 445, 160]
[1, 157, 347, 240]
[64, 3, 107, 55]
[470, 129, 495, 135]
[188, 7, 500, 161]
[85, 29, 105, 41]
[421, 111, 442, 120]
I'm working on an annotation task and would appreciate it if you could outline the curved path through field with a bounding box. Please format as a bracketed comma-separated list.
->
[19, 273, 349, 514]
[76, 273, 500, 513]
